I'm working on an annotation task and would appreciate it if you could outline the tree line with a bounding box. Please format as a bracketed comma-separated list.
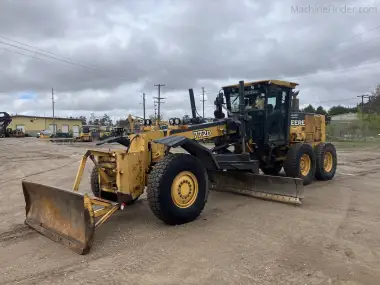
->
[301, 104, 357, 116]
[302, 83, 380, 117]
[78, 113, 165, 129]
[78, 113, 113, 126]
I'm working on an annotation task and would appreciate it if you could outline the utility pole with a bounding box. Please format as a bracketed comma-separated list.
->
[201, 87, 207, 118]
[154, 100, 158, 122]
[142, 92, 146, 121]
[51, 88, 55, 134]
[357, 94, 371, 139]
[137, 91, 147, 121]
[357, 94, 371, 116]
[154, 84, 165, 126]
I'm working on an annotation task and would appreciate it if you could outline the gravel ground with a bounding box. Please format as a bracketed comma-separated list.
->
[0, 138, 380, 285]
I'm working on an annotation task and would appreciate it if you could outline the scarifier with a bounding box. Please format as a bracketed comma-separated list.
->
[22, 80, 337, 254]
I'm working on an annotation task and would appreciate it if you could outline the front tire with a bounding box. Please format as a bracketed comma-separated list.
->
[284, 143, 316, 185]
[147, 153, 208, 225]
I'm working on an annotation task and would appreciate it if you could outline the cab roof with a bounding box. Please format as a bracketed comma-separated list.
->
[222, 80, 299, 89]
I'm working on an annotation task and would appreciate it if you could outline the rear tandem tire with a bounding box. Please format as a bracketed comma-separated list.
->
[147, 153, 209, 225]
[314, 142, 337, 181]
[283, 143, 316, 185]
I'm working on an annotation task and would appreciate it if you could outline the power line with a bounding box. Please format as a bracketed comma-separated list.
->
[335, 35, 380, 61]
[342, 34, 380, 50]
[0, 46, 56, 65]
[281, 23, 380, 84]
[284, 58, 380, 83]
[336, 24, 380, 45]
[0, 22, 378, 79]
[0, 36, 104, 68]
[0, 23, 378, 84]
[0, 40, 123, 78]
[0, 36, 117, 76]
[1, 23, 380, 114]
[0, 40, 97, 71]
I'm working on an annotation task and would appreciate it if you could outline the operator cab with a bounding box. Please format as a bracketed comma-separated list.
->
[221, 80, 298, 147]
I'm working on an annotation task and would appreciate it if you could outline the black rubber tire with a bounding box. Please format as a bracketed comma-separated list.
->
[90, 166, 101, 196]
[90, 165, 137, 204]
[260, 162, 283, 176]
[283, 143, 316, 185]
[147, 153, 209, 225]
[314, 142, 337, 181]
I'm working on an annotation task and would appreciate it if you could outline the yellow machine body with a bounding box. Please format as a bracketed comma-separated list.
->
[290, 113, 326, 146]
[21, 79, 337, 255]
[80, 133, 92, 142]
[22, 124, 229, 253]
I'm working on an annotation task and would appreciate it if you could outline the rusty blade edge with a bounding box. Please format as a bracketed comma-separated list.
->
[25, 219, 92, 255]
[210, 185, 302, 205]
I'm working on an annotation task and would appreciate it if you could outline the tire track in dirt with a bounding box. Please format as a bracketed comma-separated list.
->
[1, 260, 90, 285]
[0, 224, 37, 244]
[0, 160, 80, 185]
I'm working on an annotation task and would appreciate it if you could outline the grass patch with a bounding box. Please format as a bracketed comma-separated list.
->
[330, 138, 380, 149]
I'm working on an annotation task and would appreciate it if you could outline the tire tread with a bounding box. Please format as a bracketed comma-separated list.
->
[147, 153, 208, 225]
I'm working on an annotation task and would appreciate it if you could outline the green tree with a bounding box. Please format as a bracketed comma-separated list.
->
[316, 106, 327, 115]
[88, 113, 96, 125]
[149, 114, 163, 125]
[303, 104, 315, 113]
[100, 114, 112, 126]
[328, 105, 357, 116]
[116, 119, 129, 128]
[361, 84, 380, 114]
[79, 116, 87, 125]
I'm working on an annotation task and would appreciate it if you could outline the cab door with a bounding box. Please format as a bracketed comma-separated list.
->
[264, 86, 291, 146]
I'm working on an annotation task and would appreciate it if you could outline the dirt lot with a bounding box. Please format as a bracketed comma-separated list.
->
[0, 138, 380, 285]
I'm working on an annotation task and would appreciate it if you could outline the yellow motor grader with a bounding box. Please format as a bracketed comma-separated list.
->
[21, 80, 337, 254]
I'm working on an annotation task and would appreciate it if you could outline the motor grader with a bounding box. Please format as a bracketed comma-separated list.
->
[0, 112, 12, 137]
[22, 79, 337, 254]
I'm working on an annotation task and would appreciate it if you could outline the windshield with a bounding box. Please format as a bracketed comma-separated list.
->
[225, 87, 263, 113]
[230, 93, 240, 112]
[82, 127, 90, 133]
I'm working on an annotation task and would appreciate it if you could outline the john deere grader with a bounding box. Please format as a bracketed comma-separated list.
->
[22, 80, 337, 254]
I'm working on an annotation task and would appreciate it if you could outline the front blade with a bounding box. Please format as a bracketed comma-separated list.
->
[22, 181, 95, 254]
[209, 171, 304, 205]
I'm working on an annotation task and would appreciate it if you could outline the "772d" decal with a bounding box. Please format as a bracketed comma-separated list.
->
[193, 129, 212, 140]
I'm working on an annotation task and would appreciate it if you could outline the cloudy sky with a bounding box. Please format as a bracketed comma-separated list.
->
[0, 0, 379, 122]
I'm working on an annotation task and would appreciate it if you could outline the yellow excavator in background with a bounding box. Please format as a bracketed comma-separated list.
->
[21, 79, 337, 254]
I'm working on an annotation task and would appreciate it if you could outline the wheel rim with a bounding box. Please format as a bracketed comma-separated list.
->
[171, 171, 199, 208]
[324, 152, 333, 172]
[300, 154, 311, 176]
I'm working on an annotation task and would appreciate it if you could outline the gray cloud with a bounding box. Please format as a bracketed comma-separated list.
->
[0, 0, 379, 121]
